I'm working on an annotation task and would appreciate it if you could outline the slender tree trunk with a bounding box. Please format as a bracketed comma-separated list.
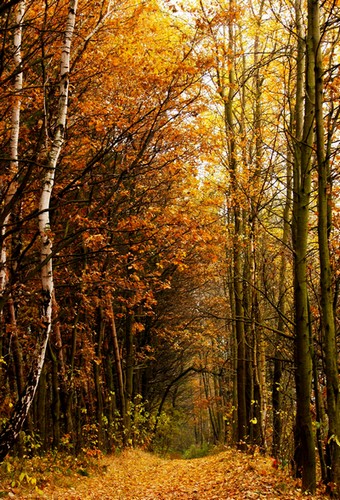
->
[49, 291, 65, 448]
[62, 308, 80, 437]
[0, 1, 25, 298]
[108, 299, 126, 441]
[311, 321, 327, 483]
[0, 1, 25, 461]
[312, 0, 340, 494]
[222, 0, 247, 447]
[272, 157, 292, 458]
[233, 191, 247, 448]
[242, 231, 253, 444]
[94, 305, 105, 448]
[124, 308, 135, 444]
[0, 0, 25, 405]
[227, 259, 238, 445]
[104, 345, 117, 451]
[36, 366, 47, 450]
[292, 0, 316, 491]
[214, 372, 225, 443]
[249, 0, 267, 451]
[49, 341, 61, 449]
[8, 298, 24, 398]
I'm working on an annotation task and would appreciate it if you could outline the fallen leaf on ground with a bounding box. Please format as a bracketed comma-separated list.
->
[4, 449, 326, 499]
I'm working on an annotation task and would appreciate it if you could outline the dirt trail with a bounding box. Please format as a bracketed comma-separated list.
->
[14, 449, 326, 499]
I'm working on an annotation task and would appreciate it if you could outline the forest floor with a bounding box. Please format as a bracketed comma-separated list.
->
[0, 448, 328, 499]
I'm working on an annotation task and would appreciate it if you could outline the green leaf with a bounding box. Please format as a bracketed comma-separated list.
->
[328, 434, 340, 446]
[19, 472, 26, 483]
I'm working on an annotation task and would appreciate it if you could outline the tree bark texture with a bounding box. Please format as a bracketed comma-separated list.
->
[311, 0, 340, 494]
[292, 0, 316, 492]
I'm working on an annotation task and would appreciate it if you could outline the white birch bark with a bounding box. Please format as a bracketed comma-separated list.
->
[38, 0, 78, 330]
[0, 1, 25, 298]
[0, 1, 26, 400]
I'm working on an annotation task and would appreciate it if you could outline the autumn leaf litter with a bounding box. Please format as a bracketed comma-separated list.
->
[9, 448, 326, 499]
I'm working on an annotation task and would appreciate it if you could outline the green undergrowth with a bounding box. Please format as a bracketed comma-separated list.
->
[182, 442, 212, 459]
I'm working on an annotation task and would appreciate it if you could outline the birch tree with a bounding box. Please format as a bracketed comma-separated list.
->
[0, 1, 26, 411]
[0, 0, 78, 462]
[0, 1, 25, 303]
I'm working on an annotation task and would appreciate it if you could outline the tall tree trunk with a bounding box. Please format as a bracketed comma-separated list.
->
[49, 291, 66, 448]
[94, 305, 105, 448]
[292, 0, 316, 491]
[272, 153, 292, 458]
[124, 309, 134, 444]
[8, 298, 24, 398]
[312, 0, 340, 494]
[49, 341, 61, 449]
[222, 0, 247, 447]
[227, 256, 238, 445]
[36, 366, 47, 450]
[214, 371, 225, 444]
[108, 299, 126, 442]
[0, 0, 25, 461]
[251, 0, 267, 451]
[311, 312, 327, 483]
[0, 0, 25, 402]
[0, 1, 24, 299]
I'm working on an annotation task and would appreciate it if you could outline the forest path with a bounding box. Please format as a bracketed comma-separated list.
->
[13, 448, 325, 499]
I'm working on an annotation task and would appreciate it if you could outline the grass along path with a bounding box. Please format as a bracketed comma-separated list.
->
[1, 448, 327, 499]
